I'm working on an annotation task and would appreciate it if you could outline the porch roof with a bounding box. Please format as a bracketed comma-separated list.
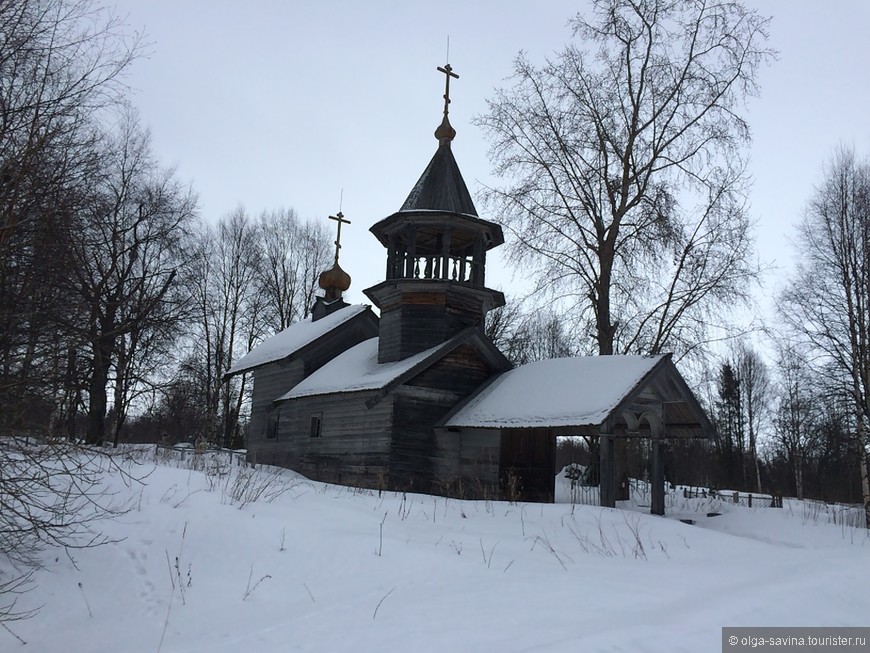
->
[440, 353, 712, 437]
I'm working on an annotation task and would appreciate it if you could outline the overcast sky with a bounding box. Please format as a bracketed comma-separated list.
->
[112, 0, 870, 330]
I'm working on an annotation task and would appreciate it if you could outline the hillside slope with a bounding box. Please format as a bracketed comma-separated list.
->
[5, 449, 869, 653]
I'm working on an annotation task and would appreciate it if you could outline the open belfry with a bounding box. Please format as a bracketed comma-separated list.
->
[364, 62, 505, 363]
[226, 63, 712, 511]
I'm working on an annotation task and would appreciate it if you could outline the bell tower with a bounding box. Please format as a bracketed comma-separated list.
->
[364, 63, 505, 363]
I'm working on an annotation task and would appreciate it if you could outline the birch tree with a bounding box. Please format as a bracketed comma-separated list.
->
[189, 208, 262, 448]
[780, 147, 870, 527]
[737, 344, 770, 492]
[477, 0, 772, 357]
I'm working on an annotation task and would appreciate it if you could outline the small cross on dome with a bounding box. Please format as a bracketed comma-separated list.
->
[328, 211, 351, 264]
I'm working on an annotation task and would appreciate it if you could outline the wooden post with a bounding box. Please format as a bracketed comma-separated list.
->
[650, 439, 665, 515]
[405, 225, 416, 279]
[433, 235, 442, 279]
[387, 233, 397, 279]
[472, 234, 484, 285]
[480, 246, 486, 286]
[441, 229, 451, 280]
[599, 434, 616, 508]
[615, 438, 629, 501]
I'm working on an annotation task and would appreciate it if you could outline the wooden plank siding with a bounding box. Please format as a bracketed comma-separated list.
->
[390, 387, 455, 493]
[378, 302, 477, 362]
[245, 319, 517, 500]
[247, 358, 305, 444]
[399, 343, 502, 498]
[251, 391, 395, 489]
[499, 428, 556, 502]
[370, 284, 503, 363]
[433, 427, 500, 498]
[406, 344, 492, 395]
[434, 427, 558, 503]
[245, 310, 378, 459]
[296, 317, 378, 377]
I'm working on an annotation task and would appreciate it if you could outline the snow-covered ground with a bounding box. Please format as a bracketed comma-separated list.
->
[5, 448, 869, 653]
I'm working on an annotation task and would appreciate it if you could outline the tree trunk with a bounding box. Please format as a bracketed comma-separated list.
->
[861, 450, 870, 529]
[65, 346, 79, 441]
[111, 335, 127, 448]
[857, 421, 870, 528]
[794, 452, 803, 501]
[748, 426, 762, 493]
[86, 337, 112, 445]
[595, 250, 616, 356]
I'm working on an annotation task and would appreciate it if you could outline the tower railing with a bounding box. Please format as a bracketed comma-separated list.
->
[387, 253, 483, 285]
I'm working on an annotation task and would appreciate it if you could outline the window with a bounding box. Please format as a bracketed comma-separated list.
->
[309, 413, 322, 438]
[267, 414, 279, 439]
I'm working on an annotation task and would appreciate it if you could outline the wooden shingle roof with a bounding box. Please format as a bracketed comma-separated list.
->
[399, 142, 478, 217]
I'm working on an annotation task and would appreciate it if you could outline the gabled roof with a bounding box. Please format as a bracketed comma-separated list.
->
[440, 354, 710, 436]
[225, 304, 370, 377]
[276, 337, 436, 400]
[399, 143, 478, 217]
[276, 327, 511, 404]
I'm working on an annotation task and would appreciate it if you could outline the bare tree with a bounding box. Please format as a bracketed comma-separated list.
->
[0, 3, 177, 633]
[486, 300, 576, 365]
[184, 207, 330, 448]
[484, 299, 525, 357]
[736, 343, 770, 492]
[256, 208, 331, 331]
[779, 147, 870, 526]
[0, 0, 140, 437]
[476, 0, 772, 358]
[188, 208, 263, 447]
[0, 0, 138, 247]
[771, 347, 818, 500]
[68, 111, 195, 445]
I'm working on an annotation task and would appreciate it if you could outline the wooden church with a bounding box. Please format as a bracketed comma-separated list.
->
[226, 64, 712, 513]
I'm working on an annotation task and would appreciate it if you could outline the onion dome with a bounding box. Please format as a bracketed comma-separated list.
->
[319, 261, 351, 301]
[434, 114, 456, 144]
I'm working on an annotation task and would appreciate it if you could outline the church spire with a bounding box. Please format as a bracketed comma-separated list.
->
[398, 60, 476, 216]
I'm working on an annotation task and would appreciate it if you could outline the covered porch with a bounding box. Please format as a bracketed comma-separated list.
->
[438, 353, 713, 515]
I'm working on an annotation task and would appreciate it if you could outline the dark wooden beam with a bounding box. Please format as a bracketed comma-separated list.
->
[599, 434, 616, 508]
[651, 439, 665, 515]
[405, 225, 416, 279]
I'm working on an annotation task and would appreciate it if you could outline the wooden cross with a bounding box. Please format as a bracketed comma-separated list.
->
[328, 211, 351, 263]
[437, 63, 459, 117]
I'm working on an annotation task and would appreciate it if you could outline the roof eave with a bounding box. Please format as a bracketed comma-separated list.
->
[222, 306, 377, 382]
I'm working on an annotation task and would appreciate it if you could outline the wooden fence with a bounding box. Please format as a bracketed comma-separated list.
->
[682, 487, 782, 508]
[155, 443, 246, 466]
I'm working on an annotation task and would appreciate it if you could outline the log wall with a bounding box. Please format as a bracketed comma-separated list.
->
[251, 391, 394, 489]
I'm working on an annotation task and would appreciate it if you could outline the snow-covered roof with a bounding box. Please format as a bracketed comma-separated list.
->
[276, 337, 442, 400]
[226, 304, 368, 376]
[443, 355, 665, 429]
